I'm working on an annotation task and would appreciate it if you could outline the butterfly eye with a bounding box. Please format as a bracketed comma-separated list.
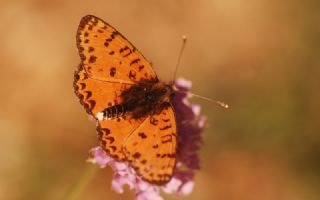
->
[170, 92, 176, 98]
[145, 93, 153, 100]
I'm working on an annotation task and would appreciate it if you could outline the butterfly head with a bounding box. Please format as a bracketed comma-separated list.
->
[148, 82, 175, 103]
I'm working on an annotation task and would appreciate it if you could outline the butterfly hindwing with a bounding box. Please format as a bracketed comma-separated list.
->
[77, 15, 157, 84]
[123, 105, 177, 184]
[97, 117, 144, 161]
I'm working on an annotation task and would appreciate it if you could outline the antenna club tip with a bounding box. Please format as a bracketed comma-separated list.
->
[217, 101, 229, 109]
[181, 35, 187, 41]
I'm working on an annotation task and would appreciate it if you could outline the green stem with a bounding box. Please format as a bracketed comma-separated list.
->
[63, 164, 98, 200]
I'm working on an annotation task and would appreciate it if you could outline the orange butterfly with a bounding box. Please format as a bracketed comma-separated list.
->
[74, 15, 177, 185]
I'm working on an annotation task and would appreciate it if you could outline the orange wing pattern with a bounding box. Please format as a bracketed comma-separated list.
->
[77, 15, 157, 84]
[123, 105, 177, 184]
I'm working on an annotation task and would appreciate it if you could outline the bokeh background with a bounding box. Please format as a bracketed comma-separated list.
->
[1, 0, 319, 199]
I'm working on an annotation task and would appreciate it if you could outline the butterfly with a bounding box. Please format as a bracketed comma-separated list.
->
[74, 15, 177, 185]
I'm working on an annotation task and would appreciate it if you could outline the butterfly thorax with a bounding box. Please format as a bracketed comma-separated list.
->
[97, 79, 175, 120]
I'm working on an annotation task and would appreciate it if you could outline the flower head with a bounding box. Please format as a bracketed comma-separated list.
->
[88, 78, 205, 199]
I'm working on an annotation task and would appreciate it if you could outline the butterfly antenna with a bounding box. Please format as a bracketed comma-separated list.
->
[177, 90, 229, 109]
[172, 35, 187, 82]
[171, 36, 228, 109]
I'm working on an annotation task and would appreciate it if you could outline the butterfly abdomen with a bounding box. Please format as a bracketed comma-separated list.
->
[96, 104, 129, 120]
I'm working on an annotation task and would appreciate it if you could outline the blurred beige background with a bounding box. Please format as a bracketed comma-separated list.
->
[0, 0, 319, 199]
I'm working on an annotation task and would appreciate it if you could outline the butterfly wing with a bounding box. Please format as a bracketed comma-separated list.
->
[77, 15, 157, 84]
[123, 105, 177, 185]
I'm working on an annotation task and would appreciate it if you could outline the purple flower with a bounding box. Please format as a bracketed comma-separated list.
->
[87, 78, 205, 199]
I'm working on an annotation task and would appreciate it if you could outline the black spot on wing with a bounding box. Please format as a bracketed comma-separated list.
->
[150, 118, 159, 126]
[89, 55, 97, 63]
[88, 47, 94, 52]
[130, 58, 140, 66]
[128, 70, 137, 80]
[106, 136, 115, 144]
[138, 132, 147, 139]
[133, 152, 141, 159]
[159, 124, 172, 130]
[110, 67, 116, 77]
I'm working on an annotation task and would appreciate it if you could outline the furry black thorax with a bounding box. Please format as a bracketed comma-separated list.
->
[118, 79, 175, 119]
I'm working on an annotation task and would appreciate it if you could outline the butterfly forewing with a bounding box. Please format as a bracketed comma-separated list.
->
[77, 15, 157, 84]
[123, 106, 177, 184]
